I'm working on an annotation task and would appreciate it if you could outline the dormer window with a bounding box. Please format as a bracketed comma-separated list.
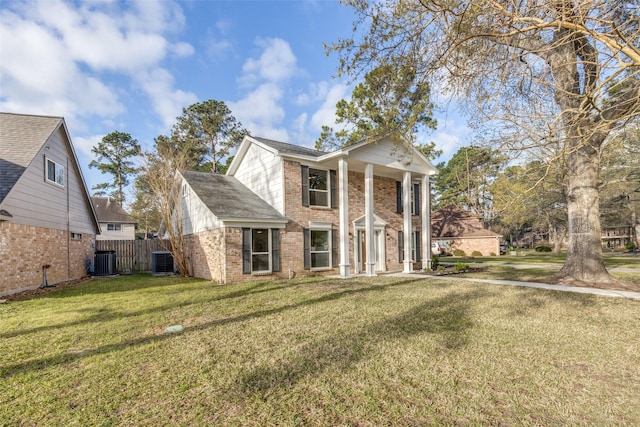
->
[46, 158, 64, 187]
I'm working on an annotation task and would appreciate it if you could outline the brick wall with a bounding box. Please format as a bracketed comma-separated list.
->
[446, 237, 501, 257]
[0, 222, 94, 296]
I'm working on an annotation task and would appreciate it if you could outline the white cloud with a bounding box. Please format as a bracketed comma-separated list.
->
[309, 82, 349, 133]
[73, 134, 103, 158]
[0, 0, 194, 131]
[239, 37, 299, 86]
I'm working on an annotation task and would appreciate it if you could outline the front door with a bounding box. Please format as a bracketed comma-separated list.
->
[357, 230, 383, 273]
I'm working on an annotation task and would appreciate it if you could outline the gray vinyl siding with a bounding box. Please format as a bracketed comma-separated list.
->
[1, 127, 97, 234]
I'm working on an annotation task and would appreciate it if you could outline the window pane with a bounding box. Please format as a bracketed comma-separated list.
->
[310, 230, 328, 251]
[308, 168, 327, 190]
[311, 252, 330, 268]
[252, 254, 270, 272]
[252, 229, 269, 252]
[56, 163, 64, 185]
[309, 190, 328, 207]
[47, 160, 56, 182]
[108, 224, 114, 230]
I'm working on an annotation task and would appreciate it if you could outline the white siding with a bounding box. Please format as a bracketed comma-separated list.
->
[180, 181, 223, 234]
[2, 127, 97, 234]
[233, 143, 284, 213]
[348, 138, 436, 175]
[96, 223, 136, 240]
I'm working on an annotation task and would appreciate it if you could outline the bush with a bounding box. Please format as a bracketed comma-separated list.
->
[453, 249, 466, 257]
[430, 255, 440, 271]
[489, 252, 496, 256]
[436, 265, 446, 271]
[454, 262, 469, 272]
[535, 245, 552, 252]
[471, 250, 483, 257]
[625, 241, 636, 252]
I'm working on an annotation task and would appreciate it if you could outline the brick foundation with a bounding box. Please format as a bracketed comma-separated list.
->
[0, 222, 94, 296]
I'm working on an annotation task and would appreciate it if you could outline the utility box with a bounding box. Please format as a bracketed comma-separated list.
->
[152, 251, 174, 275]
[94, 250, 117, 276]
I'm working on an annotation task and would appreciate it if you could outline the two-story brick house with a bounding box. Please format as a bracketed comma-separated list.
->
[176, 135, 437, 283]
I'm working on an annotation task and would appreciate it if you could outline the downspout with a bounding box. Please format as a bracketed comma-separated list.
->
[67, 157, 71, 279]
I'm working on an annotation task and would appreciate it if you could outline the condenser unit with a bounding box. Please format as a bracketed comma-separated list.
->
[152, 251, 174, 275]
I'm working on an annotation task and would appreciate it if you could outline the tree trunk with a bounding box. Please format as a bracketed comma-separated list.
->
[558, 141, 612, 284]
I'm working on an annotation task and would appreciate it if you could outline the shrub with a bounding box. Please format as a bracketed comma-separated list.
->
[625, 241, 636, 251]
[489, 252, 496, 256]
[535, 245, 552, 252]
[431, 255, 440, 270]
[453, 249, 466, 257]
[436, 265, 446, 271]
[454, 262, 469, 272]
[471, 250, 483, 257]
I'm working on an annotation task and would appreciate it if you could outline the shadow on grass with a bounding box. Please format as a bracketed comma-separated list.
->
[0, 277, 425, 378]
[237, 287, 492, 395]
[0, 277, 329, 340]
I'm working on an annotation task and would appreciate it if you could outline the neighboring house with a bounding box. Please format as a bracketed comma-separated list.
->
[601, 224, 638, 249]
[431, 206, 502, 256]
[92, 196, 136, 240]
[0, 112, 100, 296]
[176, 135, 437, 283]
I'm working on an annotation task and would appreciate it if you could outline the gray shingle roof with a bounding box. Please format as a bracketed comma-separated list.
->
[182, 170, 286, 221]
[0, 112, 63, 203]
[91, 196, 135, 223]
[253, 136, 325, 158]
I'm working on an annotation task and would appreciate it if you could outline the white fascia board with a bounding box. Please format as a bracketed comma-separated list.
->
[219, 218, 288, 228]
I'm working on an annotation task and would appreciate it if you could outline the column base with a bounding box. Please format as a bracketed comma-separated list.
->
[339, 263, 351, 278]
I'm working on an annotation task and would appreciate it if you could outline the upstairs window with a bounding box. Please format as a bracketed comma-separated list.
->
[301, 165, 337, 208]
[107, 223, 122, 231]
[46, 158, 64, 187]
[396, 182, 420, 215]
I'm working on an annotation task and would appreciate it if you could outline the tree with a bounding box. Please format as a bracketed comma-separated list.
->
[138, 138, 191, 276]
[491, 160, 568, 252]
[89, 131, 141, 205]
[434, 146, 507, 223]
[331, 0, 640, 286]
[171, 100, 248, 173]
[315, 64, 440, 160]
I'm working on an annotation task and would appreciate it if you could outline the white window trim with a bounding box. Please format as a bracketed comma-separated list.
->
[310, 228, 332, 270]
[251, 228, 272, 274]
[308, 167, 330, 208]
[45, 157, 65, 187]
[107, 223, 122, 231]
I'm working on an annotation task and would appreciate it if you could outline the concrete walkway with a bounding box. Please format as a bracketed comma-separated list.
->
[387, 271, 640, 300]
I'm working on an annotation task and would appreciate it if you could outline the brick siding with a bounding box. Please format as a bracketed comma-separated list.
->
[0, 222, 94, 296]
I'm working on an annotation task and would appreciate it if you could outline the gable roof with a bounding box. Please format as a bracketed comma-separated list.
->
[0, 112, 63, 203]
[432, 206, 501, 238]
[181, 170, 287, 223]
[91, 197, 136, 224]
[252, 136, 326, 158]
[0, 112, 100, 231]
[228, 135, 438, 178]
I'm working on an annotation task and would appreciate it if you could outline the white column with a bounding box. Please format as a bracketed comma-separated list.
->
[421, 175, 431, 271]
[403, 171, 413, 273]
[365, 163, 376, 276]
[338, 157, 351, 278]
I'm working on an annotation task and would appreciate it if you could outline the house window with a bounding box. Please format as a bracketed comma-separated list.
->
[70, 232, 82, 240]
[301, 165, 337, 208]
[303, 227, 337, 270]
[396, 182, 420, 215]
[242, 228, 280, 274]
[251, 229, 271, 272]
[309, 168, 329, 207]
[398, 230, 421, 262]
[46, 158, 64, 187]
[107, 223, 122, 231]
[310, 230, 330, 268]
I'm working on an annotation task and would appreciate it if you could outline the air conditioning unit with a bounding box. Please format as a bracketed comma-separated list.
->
[152, 251, 174, 275]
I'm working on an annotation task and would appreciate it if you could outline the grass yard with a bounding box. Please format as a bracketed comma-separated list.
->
[2, 275, 639, 426]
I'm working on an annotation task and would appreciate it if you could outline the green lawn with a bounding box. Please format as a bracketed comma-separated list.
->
[2, 275, 639, 426]
[448, 251, 640, 269]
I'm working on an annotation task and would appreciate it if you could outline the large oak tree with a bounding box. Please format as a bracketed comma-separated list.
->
[331, 0, 640, 285]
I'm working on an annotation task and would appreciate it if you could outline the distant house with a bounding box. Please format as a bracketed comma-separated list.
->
[0, 112, 100, 296]
[431, 206, 502, 256]
[174, 135, 437, 283]
[92, 196, 136, 240]
[601, 224, 638, 249]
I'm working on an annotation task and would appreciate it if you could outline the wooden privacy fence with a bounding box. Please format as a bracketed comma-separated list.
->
[95, 240, 170, 273]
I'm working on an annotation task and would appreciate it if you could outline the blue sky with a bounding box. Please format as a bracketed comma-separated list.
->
[1, 0, 469, 202]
